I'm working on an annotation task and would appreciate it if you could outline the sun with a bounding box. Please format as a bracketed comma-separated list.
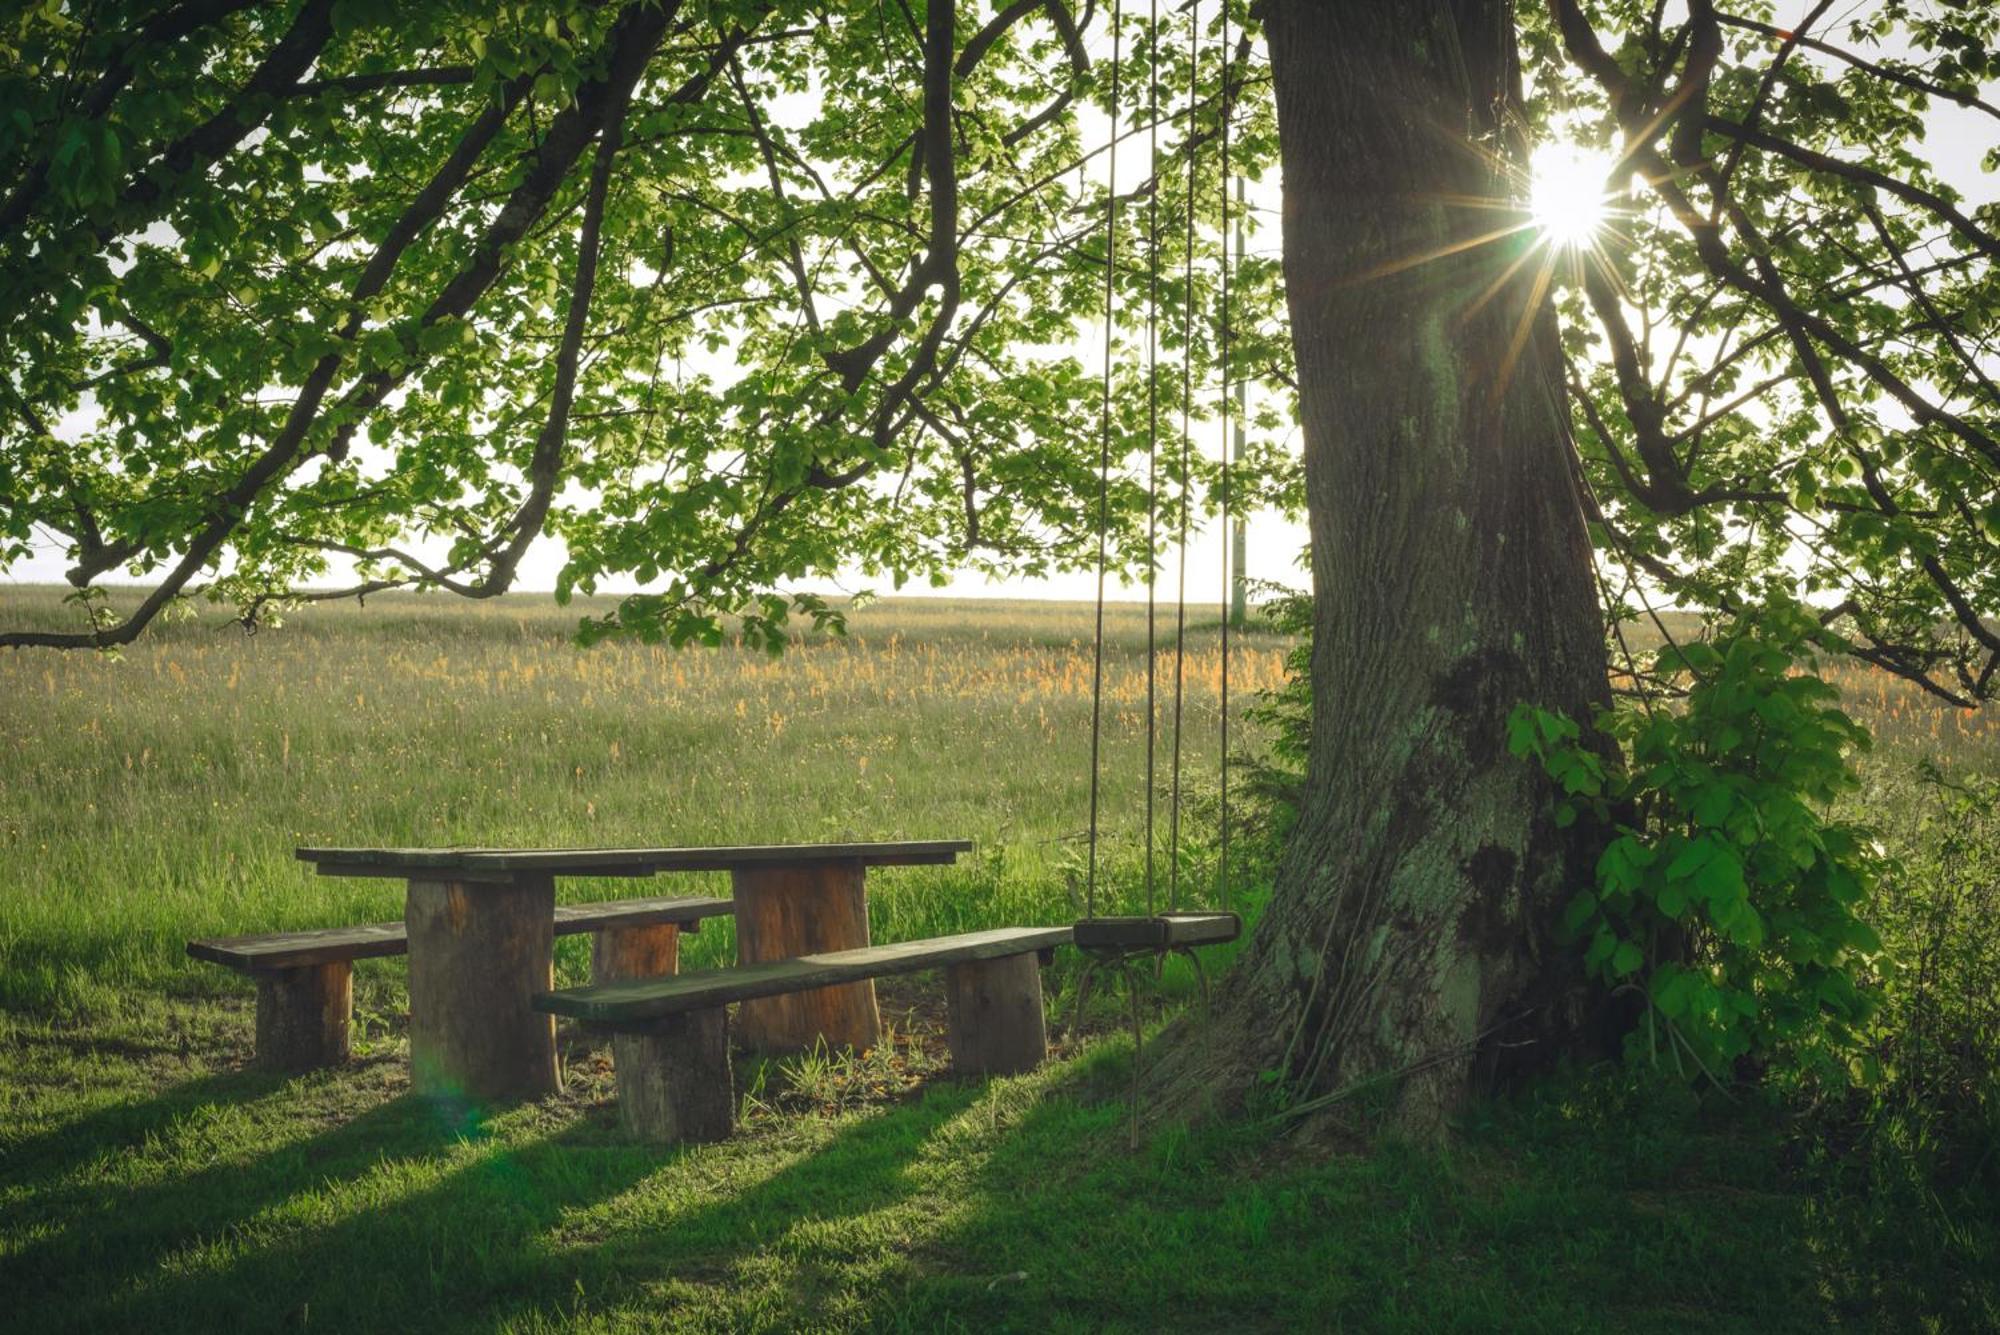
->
[1530, 141, 1618, 250]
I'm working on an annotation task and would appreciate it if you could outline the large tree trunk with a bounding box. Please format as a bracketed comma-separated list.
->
[1155, 0, 1613, 1134]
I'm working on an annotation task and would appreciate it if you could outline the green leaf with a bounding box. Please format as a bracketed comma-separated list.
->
[1505, 704, 1540, 759]
[1561, 889, 1597, 937]
[1692, 845, 1747, 908]
[1584, 927, 1617, 971]
[1657, 881, 1687, 917]
[1665, 836, 1717, 881]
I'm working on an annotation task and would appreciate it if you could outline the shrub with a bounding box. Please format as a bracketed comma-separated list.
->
[1506, 601, 1885, 1085]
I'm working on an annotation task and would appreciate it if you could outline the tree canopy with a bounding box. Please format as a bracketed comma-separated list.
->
[0, 0, 1284, 650]
[1, 0, 1995, 713]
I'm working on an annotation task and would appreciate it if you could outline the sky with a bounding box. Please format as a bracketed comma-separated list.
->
[5, 3, 1991, 611]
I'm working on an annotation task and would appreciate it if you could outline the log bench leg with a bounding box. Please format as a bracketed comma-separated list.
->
[944, 952, 1047, 1077]
[611, 1008, 732, 1144]
[591, 922, 680, 983]
[255, 961, 352, 1074]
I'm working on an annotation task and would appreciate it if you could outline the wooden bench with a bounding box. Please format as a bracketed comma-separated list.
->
[534, 925, 1071, 1143]
[189, 895, 734, 1073]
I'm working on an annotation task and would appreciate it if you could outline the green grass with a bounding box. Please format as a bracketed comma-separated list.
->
[2, 587, 1995, 1331]
[6, 1002, 1986, 1334]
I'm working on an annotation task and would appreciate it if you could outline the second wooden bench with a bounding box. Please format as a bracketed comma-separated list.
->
[189, 895, 734, 1073]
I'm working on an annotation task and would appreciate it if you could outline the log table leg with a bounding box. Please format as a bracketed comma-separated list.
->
[591, 922, 680, 983]
[611, 1009, 732, 1144]
[581, 923, 681, 1052]
[944, 952, 1048, 1076]
[255, 961, 352, 1073]
[731, 860, 881, 1053]
[405, 874, 558, 1101]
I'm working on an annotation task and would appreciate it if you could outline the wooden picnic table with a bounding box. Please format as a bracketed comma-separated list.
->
[297, 840, 973, 1101]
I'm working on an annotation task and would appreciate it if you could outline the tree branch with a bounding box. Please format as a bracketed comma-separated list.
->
[289, 65, 479, 96]
[0, 0, 261, 235]
[1701, 113, 2000, 265]
[9, 38, 551, 645]
[467, 30, 646, 597]
[1714, 12, 2000, 124]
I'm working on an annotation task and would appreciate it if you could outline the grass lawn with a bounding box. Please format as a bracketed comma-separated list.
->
[1, 588, 1994, 1330]
[5, 984, 1972, 1333]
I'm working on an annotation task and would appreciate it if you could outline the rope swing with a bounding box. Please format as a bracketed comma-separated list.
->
[1070, 0, 1243, 1113]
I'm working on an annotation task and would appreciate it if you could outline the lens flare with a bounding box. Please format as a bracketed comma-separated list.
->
[1531, 142, 1617, 250]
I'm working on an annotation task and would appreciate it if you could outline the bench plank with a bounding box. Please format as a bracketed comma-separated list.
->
[297, 839, 974, 880]
[535, 925, 1072, 1026]
[187, 895, 734, 973]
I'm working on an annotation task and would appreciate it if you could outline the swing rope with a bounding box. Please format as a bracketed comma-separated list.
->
[1083, 0, 1125, 922]
[1070, 0, 1244, 1148]
[1143, 0, 1162, 920]
[1083, 0, 1237, 934]
[1167, 0, 1199, 915]
[1216, 0, 1232, 919]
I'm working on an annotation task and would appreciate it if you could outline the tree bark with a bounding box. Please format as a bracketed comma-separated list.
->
[1154, 0, 1613, 1135]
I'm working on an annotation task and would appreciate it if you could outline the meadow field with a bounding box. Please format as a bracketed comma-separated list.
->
[2, 586, 1995, 1331]
[0, 588, 1290, 1017]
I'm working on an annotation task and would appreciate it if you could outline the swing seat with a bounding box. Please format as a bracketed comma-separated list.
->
[1071, 911, 1241, 953]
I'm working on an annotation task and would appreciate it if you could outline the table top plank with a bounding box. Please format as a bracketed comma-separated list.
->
[297, 839, 974, 880]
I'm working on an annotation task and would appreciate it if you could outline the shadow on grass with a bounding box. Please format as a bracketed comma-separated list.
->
[73, 1079, 983, 1333]
[0, 1064, 288, 1200]
[849, 1055, 1840, 1334]
[2, 1074, 474, 1324]
[574, 1078, 987, 1276]
[12, 1033, 1989, 1333]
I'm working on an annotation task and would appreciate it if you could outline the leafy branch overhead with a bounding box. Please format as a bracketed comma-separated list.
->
[1534, 0, 2000, 704]
[0, 0, 1283, 649]
[1, 0, 1996, 707]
